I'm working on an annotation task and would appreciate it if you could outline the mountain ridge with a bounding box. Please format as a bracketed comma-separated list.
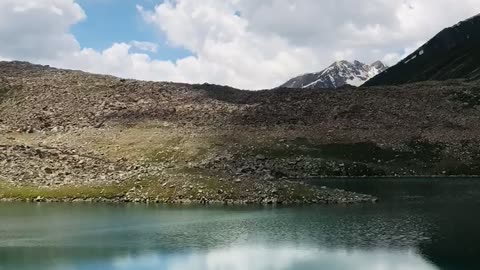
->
[366, 13, 480, 86]
[280, 60, 388, 89]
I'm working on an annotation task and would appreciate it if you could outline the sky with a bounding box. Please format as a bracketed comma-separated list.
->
[0, 0, 480, 90]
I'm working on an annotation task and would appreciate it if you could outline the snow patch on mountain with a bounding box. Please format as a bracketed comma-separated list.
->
[280, 60, 388, 89]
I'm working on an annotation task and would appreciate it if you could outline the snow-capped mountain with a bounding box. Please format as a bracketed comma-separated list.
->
[280, 60, 388, 89]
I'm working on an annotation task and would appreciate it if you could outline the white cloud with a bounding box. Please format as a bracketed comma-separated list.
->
[0, 0, 480, 89]
[0, 0, 85, 60]
[136, 0, 319, 89]
[228, 0, 480, 66]
[130, 41, 159, 53]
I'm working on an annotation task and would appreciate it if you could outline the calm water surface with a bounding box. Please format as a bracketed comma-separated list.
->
[1, 178, 479, 270]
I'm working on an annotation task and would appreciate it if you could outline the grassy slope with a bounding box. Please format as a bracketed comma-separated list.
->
[2, 124, 479, 202]
[0, 127, 341, 202]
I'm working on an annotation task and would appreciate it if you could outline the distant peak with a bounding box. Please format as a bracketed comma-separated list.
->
[334, 60, 351, 66]
[370, 61, 386, 68]
[332, 60, 371, 67]
[353, 60, 364, 65]
[279, 59, 388, 89]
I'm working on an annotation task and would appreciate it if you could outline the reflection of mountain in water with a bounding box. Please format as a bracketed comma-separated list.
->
[418, 202, 480, 270]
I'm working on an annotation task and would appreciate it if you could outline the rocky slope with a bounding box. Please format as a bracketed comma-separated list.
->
[2, 61, 480, 203]
[366, 14, 480, 86]
[1, 61, 479, 136]
[280, 60, 387, 89]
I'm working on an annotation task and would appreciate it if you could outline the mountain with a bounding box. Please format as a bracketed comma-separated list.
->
[366, 14, 480, 86]
[280, 60, 388, 89]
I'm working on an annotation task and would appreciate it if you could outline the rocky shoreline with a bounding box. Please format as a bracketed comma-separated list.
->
[0, 190, 378, 205]
[0, 136, 378, 205]
[0, 179, 378, 206]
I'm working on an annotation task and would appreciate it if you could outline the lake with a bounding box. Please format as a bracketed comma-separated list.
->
[1, 178, 479, 270]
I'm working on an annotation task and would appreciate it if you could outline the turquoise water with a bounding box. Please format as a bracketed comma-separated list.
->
[1, 178, 479, 270]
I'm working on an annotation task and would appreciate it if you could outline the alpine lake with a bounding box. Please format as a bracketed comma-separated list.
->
[1, 178, 479, 270]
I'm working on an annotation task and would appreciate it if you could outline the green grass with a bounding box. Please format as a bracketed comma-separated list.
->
[145, 145, 212, 164]
[0, 180, 136, 200]
[78, 129, 216, 165]
[249, 138, 444, 163]
[0, 168, 244, 202]
[242, 137, 452, 177]
[138, 168, 237, 200]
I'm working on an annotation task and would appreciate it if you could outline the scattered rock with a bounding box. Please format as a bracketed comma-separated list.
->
[256, 154, 266, 161]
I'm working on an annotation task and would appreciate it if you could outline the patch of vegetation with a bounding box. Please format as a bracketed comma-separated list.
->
[251, 138, 444, 164]
[146, 146, 181, 163]
[319, 142, 403, 163]
[128, 176, 178, 200]
[312, 161, 388, 177]
[407, 138, 445, 163]
[154, 167, 246, 200]
[0, 180, 135, 200]
[246, 137, 450, 177]
[146, 144, 211, 164]
[270, 183, 316, 202]
[83, 129, 215, 164]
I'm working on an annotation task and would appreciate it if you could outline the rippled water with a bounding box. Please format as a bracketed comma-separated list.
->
[0, 178, 479, 270]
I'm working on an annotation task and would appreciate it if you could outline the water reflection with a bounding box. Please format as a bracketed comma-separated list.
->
[54, 246, 437, 270]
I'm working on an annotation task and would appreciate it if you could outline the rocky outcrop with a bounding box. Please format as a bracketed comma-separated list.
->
[0, 144, 147, 187]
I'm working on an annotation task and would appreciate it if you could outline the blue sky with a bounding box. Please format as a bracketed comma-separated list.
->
[72, 0, 190, 60]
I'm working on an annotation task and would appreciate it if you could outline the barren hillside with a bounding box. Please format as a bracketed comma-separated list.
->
[1, 61, 480, 203]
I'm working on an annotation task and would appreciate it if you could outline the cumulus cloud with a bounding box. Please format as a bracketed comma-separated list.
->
[0, 0, 85, 60]
[0, 0, 480, 89]
[135, 0, 321, 89]
[213, 0, 480, 67]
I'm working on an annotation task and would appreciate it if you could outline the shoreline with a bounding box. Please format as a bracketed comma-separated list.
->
[0, 195, 379, 205]
[4, 174, 478, 205]
[0, 180, 378, 205]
